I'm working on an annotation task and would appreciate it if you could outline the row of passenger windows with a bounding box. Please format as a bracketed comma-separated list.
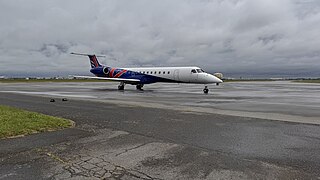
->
[138, 71, 170, 75]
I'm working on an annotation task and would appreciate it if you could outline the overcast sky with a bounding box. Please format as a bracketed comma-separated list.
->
[0, 0, 320, 77]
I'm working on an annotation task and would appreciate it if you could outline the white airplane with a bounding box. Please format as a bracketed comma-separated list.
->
[71, 52, 223, 93]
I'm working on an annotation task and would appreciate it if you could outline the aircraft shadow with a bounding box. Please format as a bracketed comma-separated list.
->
[93, 88, 155, 93]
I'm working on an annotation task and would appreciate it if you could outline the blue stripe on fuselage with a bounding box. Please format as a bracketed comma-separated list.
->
[90, 67, 180, 84]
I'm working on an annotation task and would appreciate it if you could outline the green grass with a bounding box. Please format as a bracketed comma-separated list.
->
[0, 105, 73, 139]
[0, 79, 102, 83]
[292, 79, 320, 83]
[223, 79, 276, 82]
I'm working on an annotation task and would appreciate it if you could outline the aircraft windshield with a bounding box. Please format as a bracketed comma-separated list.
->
[192, 69, 205, 73]
[196, 69, 204, 73]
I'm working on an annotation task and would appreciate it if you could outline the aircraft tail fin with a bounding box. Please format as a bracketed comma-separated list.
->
[71, 52, 105, 68]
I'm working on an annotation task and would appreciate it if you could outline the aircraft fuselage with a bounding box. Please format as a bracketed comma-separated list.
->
[71, 52, 222, 93]
[91, 66, 222, 85]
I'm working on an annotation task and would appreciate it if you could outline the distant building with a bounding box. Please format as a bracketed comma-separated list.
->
[270, 78, 284, 80]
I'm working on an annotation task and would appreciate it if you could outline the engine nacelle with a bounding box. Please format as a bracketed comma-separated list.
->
[103, 67, 110, 74]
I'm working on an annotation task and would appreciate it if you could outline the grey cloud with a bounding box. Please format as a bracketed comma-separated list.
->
[0, 0, 320, 77]
[39, 43, 70, 57]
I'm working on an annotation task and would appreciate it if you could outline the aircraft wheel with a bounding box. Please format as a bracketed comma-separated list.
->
[118, 85, 124, 90]
[203, 86, 209, 94]
[136, 84, 144, 90]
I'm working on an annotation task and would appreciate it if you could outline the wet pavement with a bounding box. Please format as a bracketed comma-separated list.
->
[0, 81, 320, 179]
[1, 81, 319, 124]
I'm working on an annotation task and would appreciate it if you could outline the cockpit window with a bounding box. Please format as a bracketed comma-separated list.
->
[191, 69, 197, 73]
[196, 69, 204, 73]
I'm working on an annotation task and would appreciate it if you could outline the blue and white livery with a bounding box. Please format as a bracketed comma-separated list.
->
[71, 52, 223, 93]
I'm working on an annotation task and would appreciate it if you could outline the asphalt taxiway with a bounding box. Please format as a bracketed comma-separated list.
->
[0, 81, 319, 179]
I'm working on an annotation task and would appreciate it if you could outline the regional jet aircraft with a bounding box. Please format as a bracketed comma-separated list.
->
[71, 52, 223, 93]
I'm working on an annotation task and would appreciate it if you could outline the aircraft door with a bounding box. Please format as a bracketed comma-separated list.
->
[173, 69, 180, 81]
[191, 69, 198, 83]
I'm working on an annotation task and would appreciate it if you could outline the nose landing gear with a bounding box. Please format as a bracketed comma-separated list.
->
[203, 86, 209, 94]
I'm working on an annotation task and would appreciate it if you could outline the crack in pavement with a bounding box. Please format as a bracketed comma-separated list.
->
[39, 148, 162, 179]
[115, 143, 150, 157]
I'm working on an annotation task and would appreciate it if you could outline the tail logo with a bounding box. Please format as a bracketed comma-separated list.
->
[89, 55, 101, 68]
[109, 68, 127, 78]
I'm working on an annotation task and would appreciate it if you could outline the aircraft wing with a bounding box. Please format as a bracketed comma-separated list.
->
[72, 75, 140, 83]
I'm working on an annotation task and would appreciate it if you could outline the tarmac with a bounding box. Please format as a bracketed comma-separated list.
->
[0, 81, 319, 179]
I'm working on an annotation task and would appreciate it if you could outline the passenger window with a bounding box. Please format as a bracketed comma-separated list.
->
[168, 71, 170, 74]
[191, 69, 197, 73]
[159, 71, 161, 74]
[150, 71, 152, 74]
[154, 71, 157, 74]
[143, 71, 145, 74]
[147, 71, 149, 74]
[163, 71, 165, 74]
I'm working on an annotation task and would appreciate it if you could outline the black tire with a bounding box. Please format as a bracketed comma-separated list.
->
[136, 84, 143, 90]
[118, 85, 124, 90]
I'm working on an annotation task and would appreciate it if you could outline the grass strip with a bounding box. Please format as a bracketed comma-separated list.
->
[292, 80, 320, 83]
[0, 105, 73, 139]
[0, 79, 102, 83]
[223, 79, 276, 82]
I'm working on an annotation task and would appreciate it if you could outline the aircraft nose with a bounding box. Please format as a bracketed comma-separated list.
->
[211, 74, 223, 83]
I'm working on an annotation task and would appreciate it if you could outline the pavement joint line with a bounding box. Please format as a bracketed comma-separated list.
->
[38, 148, 69, 165]
[115, 142, 150, 157]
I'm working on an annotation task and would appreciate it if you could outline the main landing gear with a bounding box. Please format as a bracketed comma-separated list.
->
[136, 84, 144, 90]
[203, 86, 209, 94]
[118, 83, 144, 91]
[118, 82, 125, 90]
